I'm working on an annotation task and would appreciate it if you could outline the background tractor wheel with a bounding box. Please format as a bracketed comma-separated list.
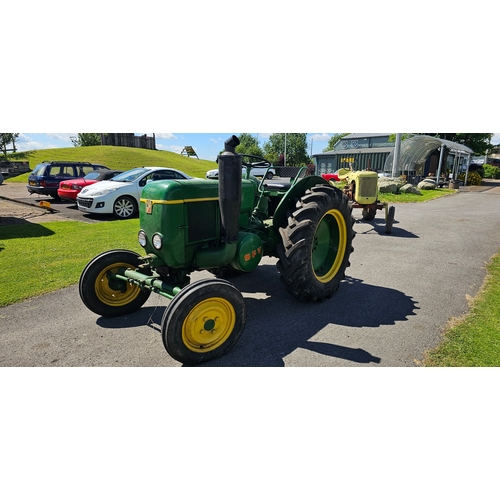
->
[162, 279, 246, 365]
[362, 207, 377, 221]
[276, 184, 355, 301]
[79, 250, 151, 317]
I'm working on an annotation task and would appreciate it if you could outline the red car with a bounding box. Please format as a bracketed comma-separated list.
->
[321, 171, 340, 182]
[58, 169, 123, 202]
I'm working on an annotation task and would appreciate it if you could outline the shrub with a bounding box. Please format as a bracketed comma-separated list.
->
[483, 164, 500, 179]
[458, 171, 482, 186]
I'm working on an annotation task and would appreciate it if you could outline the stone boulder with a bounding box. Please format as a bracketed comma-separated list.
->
[418, 179, 437, 190]
[400, 183, 421, 195]
[378, 177, 402, 193]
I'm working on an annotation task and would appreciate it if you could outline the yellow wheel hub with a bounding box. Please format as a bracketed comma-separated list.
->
[94, 262, 142, 307]
[182, 297, 236, 353]
[313, 208, 347, 283]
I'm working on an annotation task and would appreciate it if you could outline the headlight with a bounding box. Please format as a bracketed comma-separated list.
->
[152, 233, 163, 250]
[138, 230, 147, 247]
[92, 187, 120, 196]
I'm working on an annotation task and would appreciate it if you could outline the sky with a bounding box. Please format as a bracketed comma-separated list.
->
[12, 132, 342, 161]
[12, 132, 500, 162]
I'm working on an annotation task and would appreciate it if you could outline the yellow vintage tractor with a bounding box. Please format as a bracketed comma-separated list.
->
[334, 168, 395, 234]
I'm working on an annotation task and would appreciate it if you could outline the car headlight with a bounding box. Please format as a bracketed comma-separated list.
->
[91, 187, 120, 196]
[152, 233, 163, 250]
[138, 230, 147, 247]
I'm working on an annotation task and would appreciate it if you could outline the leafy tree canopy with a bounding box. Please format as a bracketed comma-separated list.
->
[235, 133, 264, 158]
[0, 133, 19, 157]
[263, 133, 309, 166]
[71, 133, 102, 147]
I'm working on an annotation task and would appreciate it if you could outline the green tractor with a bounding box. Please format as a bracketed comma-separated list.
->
[336, 168, 396, 234]
[79, 135, 355, 365]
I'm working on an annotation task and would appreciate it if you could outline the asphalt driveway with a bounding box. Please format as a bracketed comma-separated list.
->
[1, 182, 500, 367]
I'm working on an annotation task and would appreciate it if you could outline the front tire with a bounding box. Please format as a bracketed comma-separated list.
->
[277, 185, 355, 301]
[162, 279, 246, 365]
[79, 250, 151, 317]
[113, 196, 137, 219]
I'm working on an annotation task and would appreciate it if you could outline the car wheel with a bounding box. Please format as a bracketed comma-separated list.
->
[265, 172, 274, 179]
[113, 196, 137, 219]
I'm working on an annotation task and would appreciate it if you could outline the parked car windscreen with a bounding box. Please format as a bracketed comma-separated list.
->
[110, 168, 147, 183]
[83, 171, 103, 180]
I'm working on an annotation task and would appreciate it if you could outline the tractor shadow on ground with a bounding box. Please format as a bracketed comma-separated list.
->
[354, 216, 419, 238]
[204, 265, 418, 367]
[95, 265, 419, 367]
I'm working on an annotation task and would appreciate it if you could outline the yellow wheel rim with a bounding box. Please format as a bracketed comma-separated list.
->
[94, 262, 142, 307]
[182, 297, 236, 353]
[312, 208, 347, 283]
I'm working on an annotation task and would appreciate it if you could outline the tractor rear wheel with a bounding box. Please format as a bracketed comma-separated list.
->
[276, 185, 355, 301]
[79, 250, 151, 317]
[162, 279, 246, 365]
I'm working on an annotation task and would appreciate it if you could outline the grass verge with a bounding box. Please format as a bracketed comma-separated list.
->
[423, 253, 500, 366]
[0, 219, 139, 307]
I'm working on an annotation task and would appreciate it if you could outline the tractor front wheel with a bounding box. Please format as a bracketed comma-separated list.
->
[79, 250, 151, 317]
[277, 185, 355, 301]
[161, 279, 246, 365]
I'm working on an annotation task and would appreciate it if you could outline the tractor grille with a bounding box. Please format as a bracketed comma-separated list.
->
[77, 197, 93, 209]
[187, 201, 217, 242]
[357, 176, 378, 199]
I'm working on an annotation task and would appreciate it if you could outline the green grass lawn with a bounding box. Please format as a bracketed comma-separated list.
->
[0, 219, 140, 307]
[423, 253, 500, 366]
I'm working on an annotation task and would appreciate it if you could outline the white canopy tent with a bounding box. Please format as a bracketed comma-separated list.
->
[384, 135, 474, 185]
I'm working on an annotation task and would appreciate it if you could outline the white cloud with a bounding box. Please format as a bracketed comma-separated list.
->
[46, 133, 74, 143]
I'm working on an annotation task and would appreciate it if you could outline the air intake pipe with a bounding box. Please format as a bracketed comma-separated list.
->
[217, 135, 242, 243]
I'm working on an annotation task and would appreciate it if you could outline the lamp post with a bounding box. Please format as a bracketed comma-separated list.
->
[392, 133, 402, 178]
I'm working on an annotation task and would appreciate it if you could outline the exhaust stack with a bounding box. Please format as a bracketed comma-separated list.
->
[217, 135, 242, 243]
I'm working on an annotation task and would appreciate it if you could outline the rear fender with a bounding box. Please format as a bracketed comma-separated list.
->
[272, 175, 331, 230]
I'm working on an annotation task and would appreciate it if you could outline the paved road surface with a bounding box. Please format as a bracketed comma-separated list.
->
[1, 181, 500, 366]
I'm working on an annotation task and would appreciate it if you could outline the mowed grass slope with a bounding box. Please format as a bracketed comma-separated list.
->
[7, 145, 216, 182]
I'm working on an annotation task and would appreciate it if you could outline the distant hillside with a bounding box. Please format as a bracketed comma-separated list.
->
[6, 146, 216, 182]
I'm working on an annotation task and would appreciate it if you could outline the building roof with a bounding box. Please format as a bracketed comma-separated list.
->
[343, 133, 392, 139]
[314, 146, 393, 157]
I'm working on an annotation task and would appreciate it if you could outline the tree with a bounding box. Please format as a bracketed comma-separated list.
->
[71, 133, 102, 147]
[0, 133, 19, 157]
[235, 133, 264, 158]
[323, 133, 350, 152]
[263, 133, 309, 166]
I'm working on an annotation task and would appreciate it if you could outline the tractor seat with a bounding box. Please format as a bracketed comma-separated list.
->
[263, 180, 292, 191]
